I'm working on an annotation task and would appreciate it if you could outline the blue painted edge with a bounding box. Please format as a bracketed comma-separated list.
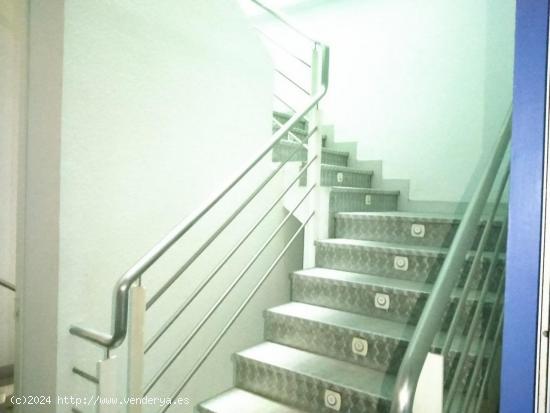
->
[501, 1, 549, 412]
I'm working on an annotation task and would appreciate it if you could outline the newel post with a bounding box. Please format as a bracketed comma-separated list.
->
[127, 285, 146, 413]
[303, 44, 324, 268]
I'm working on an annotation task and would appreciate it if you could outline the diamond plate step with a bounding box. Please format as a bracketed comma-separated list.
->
[272, 141, 349, 166]
[301, 164, 374, 188]
[335, 211, 503, 249]
[264, 302, 489, 390]
[330, 187, 399, 214]
[198, 388, 306, 413]
[235, 342, 394, 412]
[273, 111, 308, 131]
[291, 268, 497, 333]
[315, 239, 504, 286]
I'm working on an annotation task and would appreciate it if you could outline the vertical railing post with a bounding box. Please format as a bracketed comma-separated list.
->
[96, 356, 121, 413]
[127, 285, 145, 413]
[303, 43, 323, 267]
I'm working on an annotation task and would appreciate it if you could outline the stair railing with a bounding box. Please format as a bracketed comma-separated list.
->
[390, 108, 512, 413]
[68, 2, 329, 412]
[0, 278, 15, 292]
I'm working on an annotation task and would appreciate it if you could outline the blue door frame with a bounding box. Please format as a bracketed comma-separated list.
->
[501, 1, 549, 411]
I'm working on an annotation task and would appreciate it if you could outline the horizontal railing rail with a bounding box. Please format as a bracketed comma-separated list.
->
[0, 278, 15, 292]
[390, 108, 512, 413]
[249, 0, 318, 45]
[69, 3, 329, 352]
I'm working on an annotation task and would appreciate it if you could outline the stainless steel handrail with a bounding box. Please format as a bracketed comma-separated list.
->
[143, 183, 317, 395]
[145, 157, 317, 352]
[249, 0, 318, 45]
[69, 37, 329, 348]
[275, 68, 311, 95]
[255, 28, 312, 68]
[0, 278, 15, 292]
[158, 211, 315, 413]
[390, 108, 512, 413]
[146, 127, 315, 310]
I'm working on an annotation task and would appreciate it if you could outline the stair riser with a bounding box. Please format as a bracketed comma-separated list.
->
[272, 144, 349, 166]
[315, 242, 504, 287]
[301, 168, 372, 188]
[330, 191, 398, 214]
[273, 113, 308, 131]
[291, 273, 496, 332]
[234, 355, 390, 413]
[264, 311, 486, 392]
[335, 216, 503, 250]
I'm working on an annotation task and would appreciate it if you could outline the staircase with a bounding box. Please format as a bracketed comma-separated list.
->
[67, 2, 509, 412]
[198, 116, 505, 413]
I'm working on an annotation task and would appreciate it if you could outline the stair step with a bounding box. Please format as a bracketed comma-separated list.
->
[335, 211, 503, 249]
[291, 268, 497, 333]
[273, 111, 308, 131]
[265, 302, 489, 388]
[198, 388, 306, 413]
[235, 342, 393, 412]
[330, 187, 399, 214]
[301, 164, 374, 188]
[272, 141, 349, 166]
[315, 238, 504, 286]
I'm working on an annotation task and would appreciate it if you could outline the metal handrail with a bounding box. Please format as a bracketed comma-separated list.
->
[249, 0, 318, 45]
[255, 28, 312, 68]
[143, 183, 317, 395]
[159, 211, 315, 413]
[69, 15, 329, 349]
[144, 156, 317, 352]
[390, 108, 512, 413]
[0, 278, 15, 292]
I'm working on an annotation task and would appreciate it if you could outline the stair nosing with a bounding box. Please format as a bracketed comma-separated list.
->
[321, 164, 374, 175]
[315, 238, 506, 260]
[293, 267, 498, 302]
[236, 342, 395, 399]
[330, 186, 400, 195]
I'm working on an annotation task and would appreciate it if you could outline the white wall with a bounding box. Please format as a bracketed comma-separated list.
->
[254, 0, 515, 204]
[51, 0, 304, 411]
[0, 1, 26, 369]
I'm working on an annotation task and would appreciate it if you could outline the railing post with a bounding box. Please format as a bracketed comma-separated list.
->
[127, 285, 145, 413]
[304, 44, 323, 267]
[96, 356, 121, 413]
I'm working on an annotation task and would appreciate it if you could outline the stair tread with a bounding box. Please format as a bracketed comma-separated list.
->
[267, 302, 489, 355]
[335, 211, 506, 224]
[237, 342, 394, 398]
[199, 388, 306, 413]
[316, 238, 505, 260]
[268, 302, 415, 340]
[321, 164, 373, 175]
[293, 267, 497, 302]
[316, 238, 448, 256]
[331, 186, 400, 195]
[276, 140, 350, 156]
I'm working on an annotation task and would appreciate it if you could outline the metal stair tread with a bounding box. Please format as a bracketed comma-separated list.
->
[236, 342, 394, 399]
[316, 238, 448, 257]
[294, 267, 431, 293]
[199, 388, 306, 413]
[335, 211, 506, 224]
[336, 211, 463, 223]
[293, 267, 497, 303]
[267, 301, 415, 341]
[267, 302, 490, 356]
[330, 186, 400, 195]
[316, 238, 506, 260]
[321, 164, 374, 175]
[276, 140, 350, 157]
